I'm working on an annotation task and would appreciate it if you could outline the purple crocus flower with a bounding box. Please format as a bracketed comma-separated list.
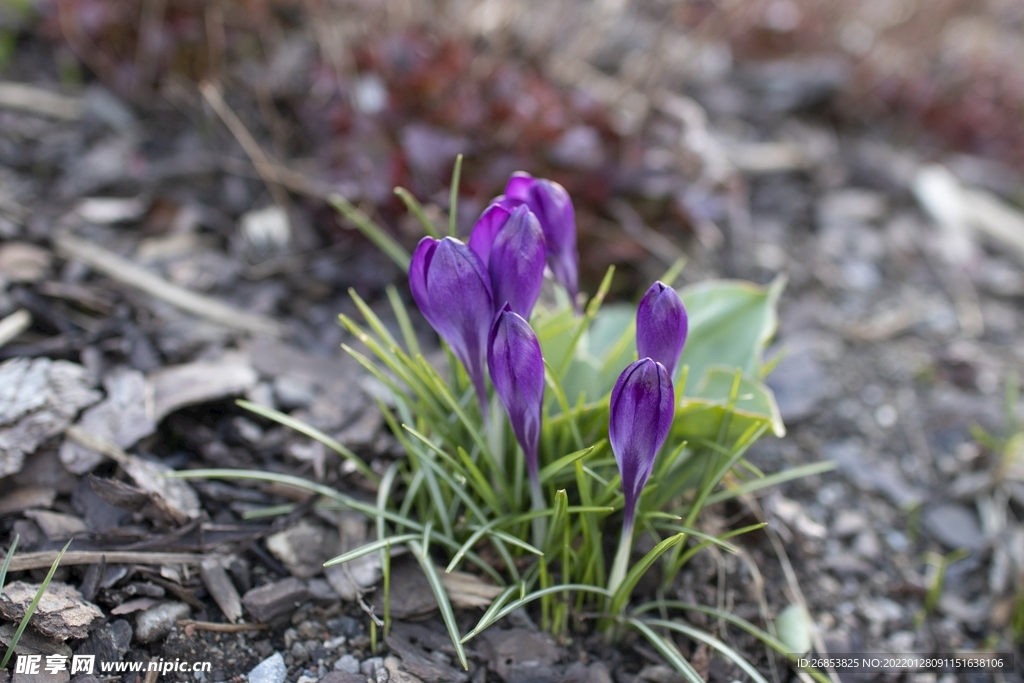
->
[469, 204, 546, 318]
[487, 304, 545, 484]
[500, 172, 579, 306]
[636, 282, 689, 377]
[409, 236, 493, 408]
[609, 358, 674, 527]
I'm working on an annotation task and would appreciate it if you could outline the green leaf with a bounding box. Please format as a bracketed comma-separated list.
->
[625, 619, 705, 683]
[641, 618, 770, 683]
[394, 187, 440, 238]
[0, 534, 19, 597]
[408, 540, 468, 669]
[330, 194, 410, 271]
[1, 538, 72, 668]
[679, 276, 784, 387]
[608, 533, 685, 616]
[774, 604, 813, 655]
[236, 400, 379, 482]
[324, 535, 418, 566]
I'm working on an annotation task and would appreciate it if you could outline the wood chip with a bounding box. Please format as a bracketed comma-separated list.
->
[0, 581, 102, 640]
[0, 82, 83, 120]
[241, 577, 310, 623]
[200, 557, 244, 623]
[64, 426, 201, 523]
[0, 358, 101, 477]
[60, 367, 156, 474]
[0, 486, 55, 515]
[22, 510, 87, 539]
[149, 352, 258, 421]
[109, 597, 160, 615]
[53, 231, 283, 336]
[0, 309, 32, 349]
[0, 242, 52, 282]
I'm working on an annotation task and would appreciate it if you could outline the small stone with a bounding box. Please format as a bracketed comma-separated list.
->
[335, 654, 360, 674]
[296, 676, 318, 683]
[321, 672, 366, 683]
[832, 510, 867, 538]
[290, 640, 309, 663]
[135, 602, 190, 643]
[248, 652, 286, 683]
[922, 503, 986, 551]
[273, 376, 316, 410]
[853, 530, 881, 559]
[361, 657, 384, 676]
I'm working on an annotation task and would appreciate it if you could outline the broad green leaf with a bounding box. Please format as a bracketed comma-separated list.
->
[678, 277, 784, 387]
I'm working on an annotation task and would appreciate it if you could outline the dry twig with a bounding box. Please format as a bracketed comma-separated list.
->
[3, 551, 211, 572]
[53, 231, 283, 336]
[0, 309, 31, 349]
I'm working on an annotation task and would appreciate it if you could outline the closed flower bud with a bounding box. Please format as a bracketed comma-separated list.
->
[636, 281, 688, 377]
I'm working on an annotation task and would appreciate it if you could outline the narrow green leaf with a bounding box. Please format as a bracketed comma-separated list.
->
[644, 618, 770, 683]
[324, 535, 418, 566]
[408, 540, 468, 669]
[394, 187, 440, 238]
[237, 400, 378, 483]
[538, 445, 595, 485]
[704, 461, 837, 505]
[330, 193, 411, 271]
[448, 154, 463, 237]
[1, 538, 72, 668]
[461, 584, 613, 642]
[386, 285, 421, 356]
[0, 534, 19, 593]
[609, 533, 686, 616]
[630, 601, 832, 683]
[626, 619, 705, 683]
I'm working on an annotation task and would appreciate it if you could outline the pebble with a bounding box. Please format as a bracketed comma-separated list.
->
[248, 653, 286, 683]
[832, 509, 867, 538]
[361, 656, 384, 676]
[765, 344, 827, 421]
[853, 530, 881, 559]
[922, 503, 986, 551]
[334, 654, 360, 674]
[134, 602, 190, 643]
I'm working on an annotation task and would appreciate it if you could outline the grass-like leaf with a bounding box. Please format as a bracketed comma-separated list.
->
[448, 154, 463, 237]
[462, 584, 614, 642]
[330, 193, 411, 271]
[626, 618, 705, 683]
[631, 601, 832, 683]
[704, 461, 837, 505]
[1, 538, 73, 668]
[642, 618, 771, 683]
[0, 534, 18, 594]
[394, 187, 440, 238]
[324, 535, 418, 567]
[408, 540, 468, 669]
[608, 533, 686, 617]
[236, 399, 378, 483]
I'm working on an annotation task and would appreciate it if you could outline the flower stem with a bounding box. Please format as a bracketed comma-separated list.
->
[607, 518, 634, 597]
[529, 475, 547, 549]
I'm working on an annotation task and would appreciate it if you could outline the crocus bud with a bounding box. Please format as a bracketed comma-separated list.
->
[609, 358, 674, 527]
[487, 304, 545, 484]
[636, 282, 688, 377]
[410, 236, 493, 408]
[501, 172, 579, 306]
[470, 204, 546, 318]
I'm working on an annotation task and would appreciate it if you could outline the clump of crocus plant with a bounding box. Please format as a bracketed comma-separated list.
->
[195, 163, 799, 680]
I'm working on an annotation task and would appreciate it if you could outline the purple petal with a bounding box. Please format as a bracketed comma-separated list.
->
[609, 359, 674, 525]
[502, 172, 580, 305]
[488, 206, 546, 318]
[468, 203, 512, 265]
[410, 236, 493, 407]
[636, 282, 689, 377]
[488, 305, 545, 482]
